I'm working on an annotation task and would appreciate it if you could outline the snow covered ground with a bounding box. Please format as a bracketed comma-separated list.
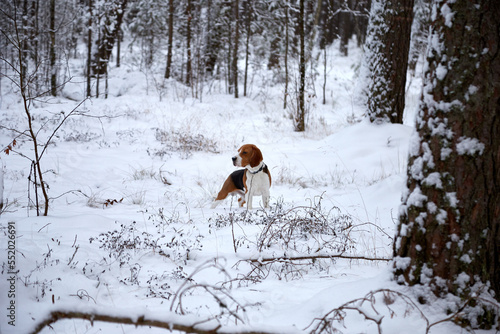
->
[0, 42, 486, 333]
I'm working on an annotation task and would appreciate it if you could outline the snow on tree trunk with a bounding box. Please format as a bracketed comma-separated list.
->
[394, 0, 500, 327]
[364, 0, 414, 124]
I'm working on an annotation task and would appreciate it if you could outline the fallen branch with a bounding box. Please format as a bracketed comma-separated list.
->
[31, 310, 279, 334]
[246, 253, 392, 264]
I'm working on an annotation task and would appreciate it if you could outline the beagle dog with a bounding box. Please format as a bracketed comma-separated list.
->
[211, 144, 271, 210]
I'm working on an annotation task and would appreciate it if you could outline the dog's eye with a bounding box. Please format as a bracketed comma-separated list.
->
[242, 151, 247, 155]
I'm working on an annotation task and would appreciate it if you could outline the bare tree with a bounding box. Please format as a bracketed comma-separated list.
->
[394, 0, 500, 327]
[0, 1, 87, 215]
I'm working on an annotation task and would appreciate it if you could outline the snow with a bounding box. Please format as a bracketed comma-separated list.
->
[0, 40, 482, 334]
[456, 136, 485, 156]
[423, 172, 443, 189]
[407, 186, 428, 208]
[440, 3, 454, 28]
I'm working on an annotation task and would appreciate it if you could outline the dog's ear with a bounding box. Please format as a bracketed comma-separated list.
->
[249, 145, 263, 167]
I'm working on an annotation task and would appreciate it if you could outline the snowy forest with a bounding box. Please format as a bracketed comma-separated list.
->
[0, 0, 499, 333]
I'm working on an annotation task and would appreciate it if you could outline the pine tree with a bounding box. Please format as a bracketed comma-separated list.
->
[364, 0, 414, 124]
[394, 0, 500, 327]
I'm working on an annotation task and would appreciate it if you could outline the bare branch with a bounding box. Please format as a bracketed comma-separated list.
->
[31, 310, 280, 334]
[245, 254, 392, 264]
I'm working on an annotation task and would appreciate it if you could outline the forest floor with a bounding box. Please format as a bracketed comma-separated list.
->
[0, 41, 487, 333]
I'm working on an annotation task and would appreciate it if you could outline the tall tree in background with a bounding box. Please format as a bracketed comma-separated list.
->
[86, 0, 93, 97]
[232, 0, 239, 98]
[408, 0, 431, 73]
[394, 0, 500, 327]
[92, 0, 128, 76]
[204, 0, 222, 77]
[185, 0, 192, 85]
[242, 0, 253, 97]
[165, 0, 174, 79]
[283, 0, 290, 109]
[364, 0, 414, 124]
[50, 0, 57, 96]
[295, 0, 306, 132]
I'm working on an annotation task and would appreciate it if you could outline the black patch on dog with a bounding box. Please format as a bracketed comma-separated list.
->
[230, 169, 246, 191]
[263, 165, 269, 175]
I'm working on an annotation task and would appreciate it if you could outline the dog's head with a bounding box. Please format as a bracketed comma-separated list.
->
[232, 144, 263, 168]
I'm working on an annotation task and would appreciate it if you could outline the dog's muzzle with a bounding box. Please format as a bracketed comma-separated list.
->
[232, 156, 237, 166]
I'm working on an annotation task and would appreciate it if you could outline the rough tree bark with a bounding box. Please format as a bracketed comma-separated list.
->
[365, 0, 414, 124]
[394, 0, 500, 327]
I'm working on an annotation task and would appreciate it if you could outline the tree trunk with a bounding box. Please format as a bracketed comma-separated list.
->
[366, 0, 414, 124]
[283, 0, 289, 110]
[394, 0, 500, 327]
[165, 0, 174, 79]
[232, 0, 239, 98]
[116, 29, 121, 68]
[408, 0, 431, 73]
[354, 0, 371, 47]
[338, 11, 351, 56]
[268, 37, 280, 70]
[186, 0, 192, 86]
[204, 0, 221, 76]
[243, 0, 252, 97]
[49, 0, 56, 96]
[226, 12, 232, 94]
[295, 0, 306, 132]
[92, 0, 127, 76]
[86, 0, 92, 98]
[33, 0, 39, 91]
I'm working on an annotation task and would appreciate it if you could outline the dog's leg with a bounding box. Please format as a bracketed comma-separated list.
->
[262, 194, 269, 208]
[246, 192, 253, 210]
[211, 200, 222, 209]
